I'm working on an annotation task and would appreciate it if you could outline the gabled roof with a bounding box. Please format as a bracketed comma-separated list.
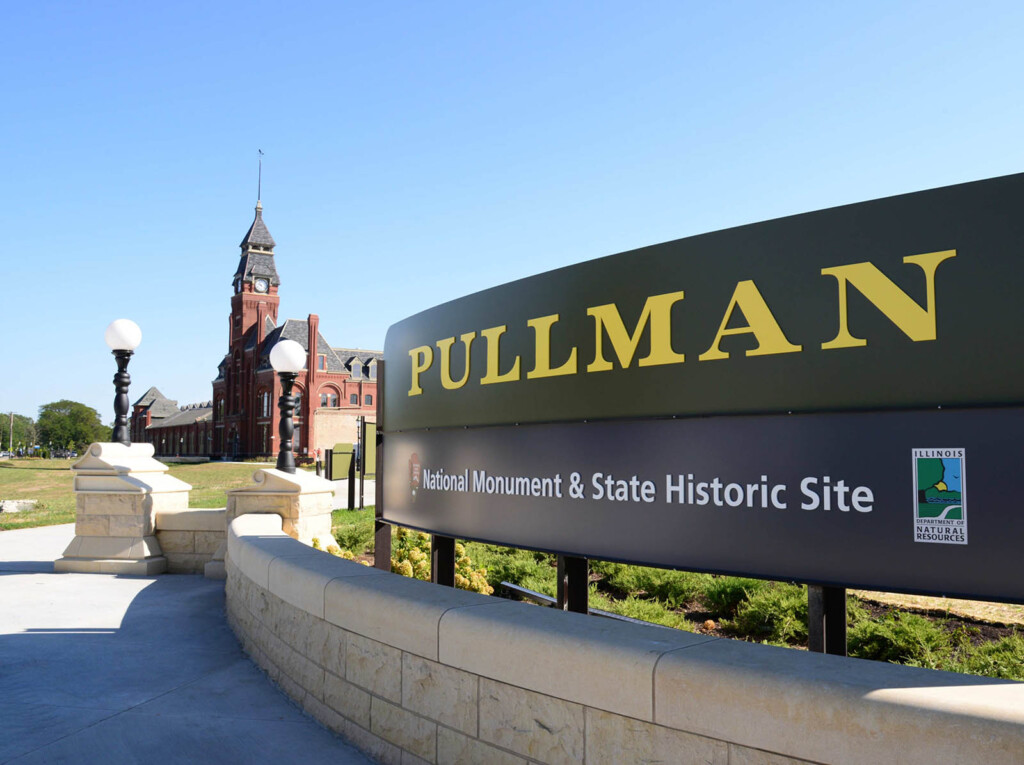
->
[132, 386, 166, 407]
[258, 319, 352, 373]
[333, 348, 383, 375]
[132, 386, 180, 418]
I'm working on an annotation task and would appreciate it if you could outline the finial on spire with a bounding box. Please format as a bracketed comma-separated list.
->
[257, 149, 264, 203]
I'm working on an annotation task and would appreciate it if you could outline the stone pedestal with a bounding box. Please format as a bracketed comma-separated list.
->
[55, 442, 191, 575]
[226, 468, 337, 548]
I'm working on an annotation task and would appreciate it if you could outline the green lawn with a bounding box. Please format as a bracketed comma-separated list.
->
[0, 458, 286, 529]
[0, 459, 77, 530]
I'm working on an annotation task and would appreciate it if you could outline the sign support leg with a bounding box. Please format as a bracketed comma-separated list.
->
[557, 555, 589, 614]
[373, 361, 390, 571]
[808, 585, 847, 655]
[324, 448, 333, 481]
[432, 535, 456, 587]
[358, 417, 366, 510]
[347, 454, 356, 510]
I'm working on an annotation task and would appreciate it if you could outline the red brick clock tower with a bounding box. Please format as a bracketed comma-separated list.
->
[214, 201, 281, 457]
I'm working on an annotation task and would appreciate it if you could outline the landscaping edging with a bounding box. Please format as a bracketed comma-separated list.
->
[225, 513, 1024, 764]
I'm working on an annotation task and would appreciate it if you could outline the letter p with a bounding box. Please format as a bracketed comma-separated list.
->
[408, 345, 434, 396]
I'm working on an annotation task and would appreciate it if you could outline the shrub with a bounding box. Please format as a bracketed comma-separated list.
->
[464, 543, 557, 597]
[591, 562, 712, 607]
[701, 577, 771, 616]
[848, 611, 952, 667]
[391, 527, 431, 580]
[331, 507, 375, 555]
[455, 542, 494, 595]
[723, 583, 808, 644]
[949, 632, 1024, 680]
[589, 589, 694, 631]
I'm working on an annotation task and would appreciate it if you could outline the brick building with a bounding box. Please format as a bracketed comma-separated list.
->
[132, 201, 379, 460]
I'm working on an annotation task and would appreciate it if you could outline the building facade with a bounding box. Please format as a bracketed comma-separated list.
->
[132, 201, 379, 460]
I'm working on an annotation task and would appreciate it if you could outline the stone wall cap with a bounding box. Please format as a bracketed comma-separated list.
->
[226, 467, 335, 495]
[73, 471, 192, 494]
[72, 441, 176, 477]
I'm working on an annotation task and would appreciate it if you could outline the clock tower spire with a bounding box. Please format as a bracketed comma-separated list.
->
[230, 200, 281, 345]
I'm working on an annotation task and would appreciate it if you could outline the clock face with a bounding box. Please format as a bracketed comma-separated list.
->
[254, 278, 269, 293]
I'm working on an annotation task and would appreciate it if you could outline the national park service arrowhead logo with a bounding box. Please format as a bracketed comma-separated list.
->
[912, 448, 967, 545]
[409, 453, 421, 501]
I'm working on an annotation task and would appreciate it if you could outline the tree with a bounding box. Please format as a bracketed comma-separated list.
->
[36, 400, 110, 452]
[0, 413, 35, 452]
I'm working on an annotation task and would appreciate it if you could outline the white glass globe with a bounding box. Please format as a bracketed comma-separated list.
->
[104, 319, 142, 351]
[270, 339, 306, 372]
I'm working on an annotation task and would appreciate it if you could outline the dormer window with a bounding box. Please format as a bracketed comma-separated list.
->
[318, 354, 326, 371]
[368, 360, 377, 380]
[351, 363, 361, 379]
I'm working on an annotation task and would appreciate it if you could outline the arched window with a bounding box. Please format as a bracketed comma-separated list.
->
[365, 394, 373, 406]
[350, 393, 358, 405]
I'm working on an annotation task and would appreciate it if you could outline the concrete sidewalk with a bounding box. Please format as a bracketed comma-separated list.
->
[0, 524, 374, 764]
[328, 478, 376, 510]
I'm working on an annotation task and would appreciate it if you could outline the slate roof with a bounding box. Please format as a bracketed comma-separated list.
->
[333, 348, 383, 377]
[234, 202, 280, 287]
[132, 386, 166, 407]
[257, 319, 366, 374]
[234, 252, 280, 286]
[239, 202, 276, 248]
[133, 386, 180, 419]
[146, 402, 213, 430]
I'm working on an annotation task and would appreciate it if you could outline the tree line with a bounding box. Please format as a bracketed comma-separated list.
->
[2, 401, 111, 455]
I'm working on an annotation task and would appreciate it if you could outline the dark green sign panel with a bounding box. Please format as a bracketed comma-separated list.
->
[384, 173, 1024, 431]
[381, 174, 1024, 603]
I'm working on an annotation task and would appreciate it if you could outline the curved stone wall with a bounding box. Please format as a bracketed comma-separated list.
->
[225, 514, 1024, 765]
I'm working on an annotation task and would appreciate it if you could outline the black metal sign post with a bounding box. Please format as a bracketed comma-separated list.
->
[557, 555, 589, 614]
[808, 585, 848, 655]
[324, 448, 333, 481]
[358, 416, 366, 510]
[374, 361, 391, 572]
[431, 535, 456, 587]
[347, 451, 356, 510]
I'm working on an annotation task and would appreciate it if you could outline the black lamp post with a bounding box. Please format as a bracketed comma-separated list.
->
[270, 339, 306, 474]
[104, 319, 141, 447]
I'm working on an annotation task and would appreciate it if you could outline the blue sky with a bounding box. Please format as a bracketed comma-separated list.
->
[4, 1, 1023, 426]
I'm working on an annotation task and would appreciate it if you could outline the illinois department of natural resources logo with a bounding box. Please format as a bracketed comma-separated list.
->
[912, 448, 967, 545]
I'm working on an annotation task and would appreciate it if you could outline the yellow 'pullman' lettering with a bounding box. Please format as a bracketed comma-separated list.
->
[480, 325, 521, 385]
[586, 291, 686, 372]
[436, 332, 476, 390]
[527, 314, 577, 379]
[698, 280, 802, 361]
[408, 345, 433, 396]
[821, 250, 956, 349]
[404, 250, 957, 396]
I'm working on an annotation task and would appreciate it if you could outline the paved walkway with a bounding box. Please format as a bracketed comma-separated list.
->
[0, 524, 374, 764]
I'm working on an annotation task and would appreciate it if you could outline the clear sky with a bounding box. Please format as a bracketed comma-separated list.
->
[4, 1, 1023, 427]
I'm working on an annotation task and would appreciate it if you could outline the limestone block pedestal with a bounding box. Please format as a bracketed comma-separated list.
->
[226, 468, 337, 548]
[55, 442, 191, 575]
